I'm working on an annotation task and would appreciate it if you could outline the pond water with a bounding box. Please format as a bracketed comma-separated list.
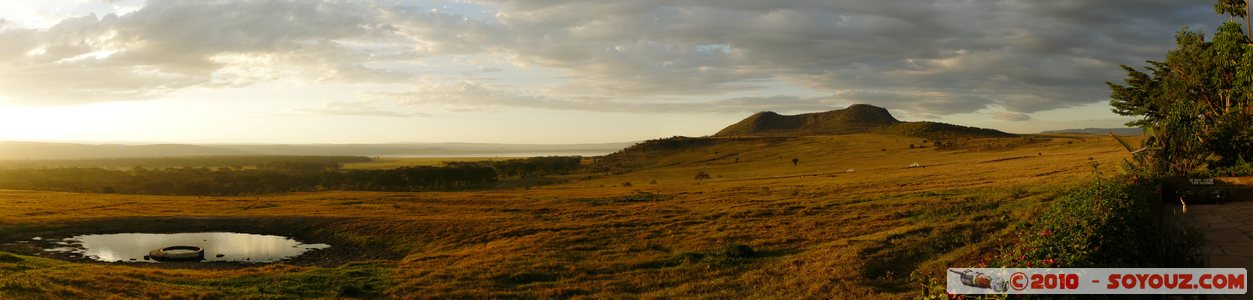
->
[44, 232, 330, 263]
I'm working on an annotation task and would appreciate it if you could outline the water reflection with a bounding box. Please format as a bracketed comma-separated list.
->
[48, 232, 330, 263]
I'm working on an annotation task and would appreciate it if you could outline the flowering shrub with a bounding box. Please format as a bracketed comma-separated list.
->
[995, 177, 1159, 268]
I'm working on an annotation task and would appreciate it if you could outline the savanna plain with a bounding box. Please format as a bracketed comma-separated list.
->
[0, 133, 1129, 298]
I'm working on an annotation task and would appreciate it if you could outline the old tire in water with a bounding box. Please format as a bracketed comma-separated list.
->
[148, 246, 205, 261]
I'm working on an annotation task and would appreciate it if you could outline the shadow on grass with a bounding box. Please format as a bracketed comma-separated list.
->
[631, 244, 801, 271]
[857, 220, 1005, 293]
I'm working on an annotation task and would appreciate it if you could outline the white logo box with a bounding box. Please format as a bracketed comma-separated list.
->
[947, 268, 1248, 295]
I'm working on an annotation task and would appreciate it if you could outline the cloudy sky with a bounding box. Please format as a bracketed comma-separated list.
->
[0, 0, 1227, 144]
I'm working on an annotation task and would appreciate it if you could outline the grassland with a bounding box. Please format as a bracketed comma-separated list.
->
[0, 133, 1130, 298]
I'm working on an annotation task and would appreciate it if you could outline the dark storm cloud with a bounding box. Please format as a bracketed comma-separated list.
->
[0, 0, 1227, 116]
[468, 0, 1222, 114]
[386, 80, 841, 113]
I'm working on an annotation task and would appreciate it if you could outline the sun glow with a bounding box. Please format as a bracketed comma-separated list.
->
[0, 102, 155, 142]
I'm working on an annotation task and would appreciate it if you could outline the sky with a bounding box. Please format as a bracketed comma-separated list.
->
[0, 0, 1229, 144]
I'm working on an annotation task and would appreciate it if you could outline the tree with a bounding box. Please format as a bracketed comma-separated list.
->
[694, 171, 711, 182]
[1107, 15, 1253, 175]
[1214, 0, 1250, 39]
[791, 158, 799, 166]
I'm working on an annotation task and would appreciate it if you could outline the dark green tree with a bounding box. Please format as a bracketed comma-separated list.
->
[1214, 0, 1250, 39]
[1107, 16, 1253, 175]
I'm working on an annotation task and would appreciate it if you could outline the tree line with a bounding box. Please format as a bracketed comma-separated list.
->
[0, 156, 584, 196]
[0, 164, 497, 196]
[0, 155, 372, 170]
[446, 156, 583, 178]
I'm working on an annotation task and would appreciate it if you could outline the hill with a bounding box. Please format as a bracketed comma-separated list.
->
[714, 104, 899, 136]
[714, 104, 1013, 138]
[594, 105, 1016, 173]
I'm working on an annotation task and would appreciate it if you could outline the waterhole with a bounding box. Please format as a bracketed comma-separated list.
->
[43, 232, 330, 263]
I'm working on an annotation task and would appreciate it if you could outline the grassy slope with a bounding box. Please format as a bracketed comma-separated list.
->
[0, 133, 1128, 298]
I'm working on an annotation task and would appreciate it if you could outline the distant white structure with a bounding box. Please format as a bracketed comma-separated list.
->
[910, 162, 922, 168]
[846, 168, 855, 173]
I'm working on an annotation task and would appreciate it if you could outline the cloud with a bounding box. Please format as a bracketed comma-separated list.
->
[994, 112, 1032, 122]
[0, 0, 420, 105]
[463, 0, 1219, 114]
[291, 100, 427, 117]
[383, 79, 840, 113]
[0, 0, 1225, 117]
[831, 89, 993, 115]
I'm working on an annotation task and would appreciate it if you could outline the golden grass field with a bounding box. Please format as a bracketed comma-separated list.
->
[0, 133, 1131, 298]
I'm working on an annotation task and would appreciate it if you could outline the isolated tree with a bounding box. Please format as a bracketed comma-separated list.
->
[694, 171, 711, 182]
[791, 158, 799, 166]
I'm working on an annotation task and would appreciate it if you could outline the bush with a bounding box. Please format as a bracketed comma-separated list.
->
[706, 244, 751, 263]
[996, 178, 1160, 268]
[0, 253, 21, 263]
[1005, 186, 1029, 199]
[1211, 155, 1253, 177]
[694, 172, 711, 181]
[718, 244, 756, 260]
